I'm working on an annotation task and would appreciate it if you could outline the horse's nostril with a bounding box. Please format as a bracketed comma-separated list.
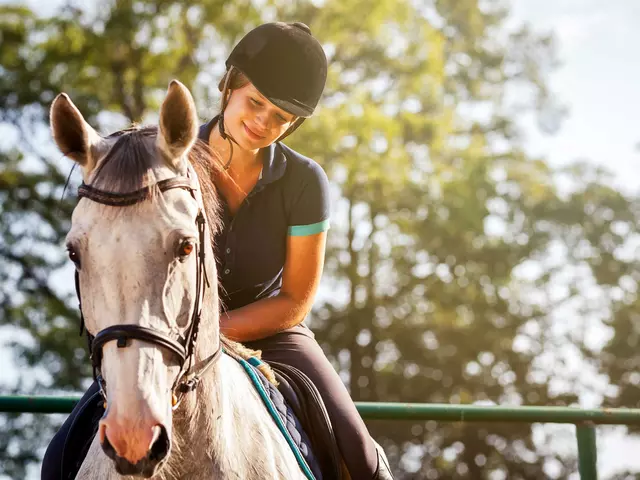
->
[100, 424, 171, 477]
[101, 428, 118, 461]
[148, 425, 170, 463]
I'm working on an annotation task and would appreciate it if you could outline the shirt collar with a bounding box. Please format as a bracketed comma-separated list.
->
[198, 116, 287, 187]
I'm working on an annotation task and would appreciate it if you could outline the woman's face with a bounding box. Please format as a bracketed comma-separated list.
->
[223, 82, 296, 150]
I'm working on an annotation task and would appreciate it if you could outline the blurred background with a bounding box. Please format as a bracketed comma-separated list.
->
[1, 0, 639, 478]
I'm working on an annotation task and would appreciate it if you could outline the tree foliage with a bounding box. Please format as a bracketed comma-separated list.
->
[1, 1, 638, 478]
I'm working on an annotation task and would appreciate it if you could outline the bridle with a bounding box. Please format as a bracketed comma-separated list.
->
[74, 170, 222, 409]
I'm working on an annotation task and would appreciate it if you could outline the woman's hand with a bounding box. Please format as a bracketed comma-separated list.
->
[220, 231, 327, 342]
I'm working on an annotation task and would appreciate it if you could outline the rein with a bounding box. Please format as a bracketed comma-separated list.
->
[74, 170, 222, 409]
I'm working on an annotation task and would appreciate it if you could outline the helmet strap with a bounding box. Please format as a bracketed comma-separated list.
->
[218, 66, 240, 170]
[217, 114, 237, 171]
[276, 117, 306, 142]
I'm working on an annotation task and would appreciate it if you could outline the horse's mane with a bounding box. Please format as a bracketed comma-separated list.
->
[89, 124, 224, 238]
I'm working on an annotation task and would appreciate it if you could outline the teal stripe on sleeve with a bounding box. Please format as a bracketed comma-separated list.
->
[288, 219, 330, 237]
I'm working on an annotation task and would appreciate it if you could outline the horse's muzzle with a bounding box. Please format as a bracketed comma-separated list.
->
[101, 424, 171, 478]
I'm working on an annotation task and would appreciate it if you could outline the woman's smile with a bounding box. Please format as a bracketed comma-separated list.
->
[242, 122, 265, 141]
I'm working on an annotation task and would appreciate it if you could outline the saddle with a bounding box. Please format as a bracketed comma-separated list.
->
[59, 384, 104, 480]
[269, 361, 344, 480]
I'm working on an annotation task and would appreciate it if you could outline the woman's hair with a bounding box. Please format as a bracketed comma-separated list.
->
[218, 68, 250, 95]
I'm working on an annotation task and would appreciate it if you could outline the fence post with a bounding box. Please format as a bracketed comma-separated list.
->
[576, 423, 597, 480]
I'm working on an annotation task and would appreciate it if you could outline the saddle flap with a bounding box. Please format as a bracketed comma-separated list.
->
[60, 386, 104, 480]
[269, 361, 344, 480]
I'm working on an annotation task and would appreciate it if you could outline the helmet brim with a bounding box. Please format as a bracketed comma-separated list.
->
[266, 96, 314, 118]
[239, 69, 314, 118]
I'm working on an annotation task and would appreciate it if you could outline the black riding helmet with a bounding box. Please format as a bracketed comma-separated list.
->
[217, 22, 328, 148]
[226, 21, 328, 118]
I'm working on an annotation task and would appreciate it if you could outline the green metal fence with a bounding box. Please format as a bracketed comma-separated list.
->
[3, 395, 640, 479]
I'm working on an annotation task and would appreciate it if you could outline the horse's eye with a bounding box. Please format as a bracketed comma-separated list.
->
[177, 240, 195, 259]
[67, 245, 81, 267]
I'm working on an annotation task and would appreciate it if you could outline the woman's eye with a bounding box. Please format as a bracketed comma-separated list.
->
[250, 98, 261, 106]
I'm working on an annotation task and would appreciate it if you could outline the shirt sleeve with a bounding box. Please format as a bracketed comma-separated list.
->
[287, 160, 331, 237]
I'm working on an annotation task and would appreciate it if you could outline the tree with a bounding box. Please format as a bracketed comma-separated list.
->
[0, 2, 262, 477]
[281, 1, 638, 478]
[1, 1, 638, 478]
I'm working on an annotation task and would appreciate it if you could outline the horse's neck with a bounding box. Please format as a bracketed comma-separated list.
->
[155, 256, 303, 479]
[167, 354, 304, 480]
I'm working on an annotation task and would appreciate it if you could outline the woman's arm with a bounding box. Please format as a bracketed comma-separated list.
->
[220, 231, 327, 342]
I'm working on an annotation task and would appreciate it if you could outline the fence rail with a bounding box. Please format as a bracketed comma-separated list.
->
[3, 395, 640, 479]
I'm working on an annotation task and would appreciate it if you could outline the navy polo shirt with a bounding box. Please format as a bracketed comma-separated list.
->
[198, 118, 331, 315]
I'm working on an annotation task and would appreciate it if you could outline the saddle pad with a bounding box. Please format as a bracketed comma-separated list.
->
[268, 361, 343, 480]
[242, 358, 323, 480]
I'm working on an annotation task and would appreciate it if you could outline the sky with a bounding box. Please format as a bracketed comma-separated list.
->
[508, 0, 640, 477]
[510, 0, 640, 195]
[1, 0, 640, 478]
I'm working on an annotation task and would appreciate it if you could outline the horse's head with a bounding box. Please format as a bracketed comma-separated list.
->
[51, 81, 220, 477]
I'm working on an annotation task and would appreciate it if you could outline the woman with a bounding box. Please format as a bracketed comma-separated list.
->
[41, 22, 392, 480]
[203, 22, 391, 480]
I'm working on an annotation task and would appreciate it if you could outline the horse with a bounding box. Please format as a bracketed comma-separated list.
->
[49, 80, 327, 479]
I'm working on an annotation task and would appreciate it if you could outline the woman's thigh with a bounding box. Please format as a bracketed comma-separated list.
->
[245, 331, 379, 478]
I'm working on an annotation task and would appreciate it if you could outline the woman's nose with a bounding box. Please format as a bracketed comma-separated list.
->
[254, 110, 269, 130]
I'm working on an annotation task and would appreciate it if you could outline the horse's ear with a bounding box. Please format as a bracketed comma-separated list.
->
[157, 80, 198, 167]
[50, 93, 101, 173]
